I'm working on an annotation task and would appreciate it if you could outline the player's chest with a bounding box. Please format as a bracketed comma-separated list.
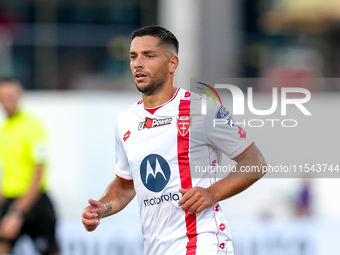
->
[123, 114, 188, 193]
[122, 115, 181, 157]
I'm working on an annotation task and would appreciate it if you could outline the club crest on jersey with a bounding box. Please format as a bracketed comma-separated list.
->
[177, 115, 190, 136]
[138, 117, 172, 130]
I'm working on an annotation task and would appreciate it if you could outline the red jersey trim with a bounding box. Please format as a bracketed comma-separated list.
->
[177, 98, 197, 255]
[231, 142, 255, 160]
[144, 88, 180, 114]
[115, 174, 133, 182]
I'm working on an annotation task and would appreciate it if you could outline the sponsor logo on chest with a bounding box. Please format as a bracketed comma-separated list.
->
[138, 117, 172, 130]
[140, 154, 171, 192]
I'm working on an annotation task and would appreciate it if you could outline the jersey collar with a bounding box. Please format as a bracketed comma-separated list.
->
[144, 88, 180, 115]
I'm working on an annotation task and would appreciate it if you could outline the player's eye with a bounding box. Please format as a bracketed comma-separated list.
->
[130, 55, 136, 60]
[147, 55, 154, 58]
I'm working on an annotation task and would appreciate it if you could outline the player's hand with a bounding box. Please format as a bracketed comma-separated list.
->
[178, 187, 216, 214]
[0, 212, 24, 240]
[82, 198, 105, 231]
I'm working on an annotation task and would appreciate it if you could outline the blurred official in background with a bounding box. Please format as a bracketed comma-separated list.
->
[0, 79, 60, 255]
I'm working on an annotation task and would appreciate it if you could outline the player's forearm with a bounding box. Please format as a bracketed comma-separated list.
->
[13, 165, 43, 214]
[99, 177, 135, 218]
[209, 176, 261, 203]
[208, 144, 266, 202]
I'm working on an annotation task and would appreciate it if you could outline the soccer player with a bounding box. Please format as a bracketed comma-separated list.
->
[0, 79, 60, 255]
[82, 26, 266, 255]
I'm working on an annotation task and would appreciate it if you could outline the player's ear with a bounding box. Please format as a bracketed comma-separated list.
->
[169, 55, 179, 74]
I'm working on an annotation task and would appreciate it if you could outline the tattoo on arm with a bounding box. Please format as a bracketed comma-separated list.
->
[104, 203, 112, 215]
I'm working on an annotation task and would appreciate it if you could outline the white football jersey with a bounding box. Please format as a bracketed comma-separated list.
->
[115, 88, 254, 255]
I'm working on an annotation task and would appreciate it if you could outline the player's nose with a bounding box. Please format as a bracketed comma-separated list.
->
[133, 56, 144, 69]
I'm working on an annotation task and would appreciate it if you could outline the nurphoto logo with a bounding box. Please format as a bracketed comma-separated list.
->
[195, 82, 312, 128]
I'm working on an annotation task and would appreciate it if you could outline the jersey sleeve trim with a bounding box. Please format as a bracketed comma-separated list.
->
[115, 165, 133, 181]
[231, 142, 254, 160]
[115, 174, 133, 182]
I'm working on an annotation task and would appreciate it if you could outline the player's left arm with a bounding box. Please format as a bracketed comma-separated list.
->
[178, 143, 266, 214]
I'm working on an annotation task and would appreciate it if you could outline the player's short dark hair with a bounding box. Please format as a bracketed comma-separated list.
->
[132, 26, 179, 55]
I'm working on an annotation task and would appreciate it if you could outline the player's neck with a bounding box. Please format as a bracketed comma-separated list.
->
[142, 84, 177, 108]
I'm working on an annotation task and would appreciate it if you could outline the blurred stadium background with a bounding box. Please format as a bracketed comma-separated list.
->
[0, 0, 339, 254]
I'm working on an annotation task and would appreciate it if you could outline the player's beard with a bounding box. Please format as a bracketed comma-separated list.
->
[135, 67, 168, 96]
[136, 79, 166, 96]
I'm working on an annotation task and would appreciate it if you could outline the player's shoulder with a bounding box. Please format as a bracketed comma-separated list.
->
[180, 88, 220, 103]
[117, 99, 144, 120]
[175, 88, 201, 101]
[182, 88, 229, 117]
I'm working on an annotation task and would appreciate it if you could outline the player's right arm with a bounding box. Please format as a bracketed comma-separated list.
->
[81, 176, 135, 232]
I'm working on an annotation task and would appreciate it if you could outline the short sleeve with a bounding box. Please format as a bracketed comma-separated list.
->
[114, 122, 132, 180]
[203, 100, 254, 160]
